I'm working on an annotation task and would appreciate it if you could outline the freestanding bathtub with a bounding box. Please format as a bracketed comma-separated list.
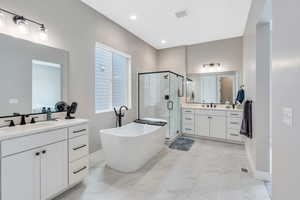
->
[100, 121, 167, 173]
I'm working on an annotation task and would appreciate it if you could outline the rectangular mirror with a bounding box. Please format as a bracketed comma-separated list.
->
[186, 72, 239, 104]
[0, 33, 69, 117]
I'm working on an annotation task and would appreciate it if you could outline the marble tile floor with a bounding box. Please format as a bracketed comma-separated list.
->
[55, 139, 271, 200]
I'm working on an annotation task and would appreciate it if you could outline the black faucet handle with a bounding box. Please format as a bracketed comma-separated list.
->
[30, 117, 39, 124]
[5, 120, 15, 127]
[20, 115, 29, 125]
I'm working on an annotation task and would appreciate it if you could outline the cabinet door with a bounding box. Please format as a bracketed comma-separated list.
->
[210, 116, 226, 139]
[196, 114, 210, 136]
[2, 148, 41, 200]
[41, 140, 68, 200]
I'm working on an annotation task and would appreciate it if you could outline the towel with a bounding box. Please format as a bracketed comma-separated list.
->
[240, 100, 253, 138]
[236, 89, 245, 104]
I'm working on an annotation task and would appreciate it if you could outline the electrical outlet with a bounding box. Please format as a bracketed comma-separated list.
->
[282, 107, 293, 127]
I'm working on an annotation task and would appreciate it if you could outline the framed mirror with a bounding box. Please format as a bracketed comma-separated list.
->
[186, 71, 240, 104]
[0, 33, 69, 117]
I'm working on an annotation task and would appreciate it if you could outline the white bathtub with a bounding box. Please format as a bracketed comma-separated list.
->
[100, 122, 167, 173]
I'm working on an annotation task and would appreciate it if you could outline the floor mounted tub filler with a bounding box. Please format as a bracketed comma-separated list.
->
[100, 121, 167, 173]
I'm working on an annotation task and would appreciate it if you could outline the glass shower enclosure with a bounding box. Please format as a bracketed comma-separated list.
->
[138, 71, 184, 140]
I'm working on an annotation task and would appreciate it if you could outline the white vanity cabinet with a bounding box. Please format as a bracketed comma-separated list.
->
[0, 119, 89, 200]
[182, 107, 243, 143]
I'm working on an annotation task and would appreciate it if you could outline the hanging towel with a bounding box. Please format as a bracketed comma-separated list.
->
[236, 89, 245, 104]
[240, 100, 253, 138]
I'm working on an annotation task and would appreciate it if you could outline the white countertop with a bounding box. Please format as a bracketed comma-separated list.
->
[0, 118, 88, 141]
[182, 104, 243, 112]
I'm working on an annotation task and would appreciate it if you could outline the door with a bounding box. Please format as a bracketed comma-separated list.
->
[168, 73, 182, 138]
[196, 114, 210, 136]
[2, 148, 41, 200]
[41, 140, 68, 200]
[210, 116, 226, 139]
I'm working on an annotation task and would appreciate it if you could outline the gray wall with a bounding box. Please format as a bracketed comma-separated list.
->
[187, 37, 243, 77]
[243, 0, 270, 174]
[157, 46, 187, 75]
[157, 37, 243, 79]
[273, 0, 300, 199]
[0, 0, 157, 153]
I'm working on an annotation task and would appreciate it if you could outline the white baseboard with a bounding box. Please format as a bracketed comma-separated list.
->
[245, 143, 256, 176]
[255, 170, 272, 182]
[245, 144, 272, 181]
[89, 150, 105, 167]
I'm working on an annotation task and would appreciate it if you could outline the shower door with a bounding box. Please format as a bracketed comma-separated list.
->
[168, 73, 182, 139]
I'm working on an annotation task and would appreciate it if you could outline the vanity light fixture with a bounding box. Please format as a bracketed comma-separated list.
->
[203, 62, 221, 68]
[0, 7, 48, 40]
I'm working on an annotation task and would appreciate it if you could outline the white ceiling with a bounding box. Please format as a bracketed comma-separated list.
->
[81, 0, 252, 49]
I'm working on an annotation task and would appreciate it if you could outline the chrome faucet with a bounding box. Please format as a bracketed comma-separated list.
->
[114, 105, 129, 127]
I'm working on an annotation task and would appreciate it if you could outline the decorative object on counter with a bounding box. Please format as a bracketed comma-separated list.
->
[240, 100, 253, 138]
[232, 104, 236, 109]
[169, 137, 195, 151]
[65, 102, 78, 120]
[236, 85, 245, 104]
[55, 101, 68, 112]
[42, 107, 47, 113]
[0, 7, 48, 41]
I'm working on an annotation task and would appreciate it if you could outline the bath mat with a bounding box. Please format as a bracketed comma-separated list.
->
[169, 137, 194, 151]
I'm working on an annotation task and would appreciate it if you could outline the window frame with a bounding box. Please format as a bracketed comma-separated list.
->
[95, 42, 132, 114]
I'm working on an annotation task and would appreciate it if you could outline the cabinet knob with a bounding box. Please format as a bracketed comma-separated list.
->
[35, 152, 40, 156]
[42, 150, 47, 154]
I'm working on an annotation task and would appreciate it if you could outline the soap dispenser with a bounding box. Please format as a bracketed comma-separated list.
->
[46, 108, 52, 121]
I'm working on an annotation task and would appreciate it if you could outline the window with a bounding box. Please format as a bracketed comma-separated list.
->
[32, 60, 62, 112]
[95, 43, 131, 113]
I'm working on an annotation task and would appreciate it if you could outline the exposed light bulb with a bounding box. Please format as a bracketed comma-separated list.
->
[39, 25, 48, 41]
[13, 16, 28, 34]
[18, 22, 28, 34]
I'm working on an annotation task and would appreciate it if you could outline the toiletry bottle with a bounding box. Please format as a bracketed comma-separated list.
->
[47, 108, 52, 120]
[42, 107, 47, 113]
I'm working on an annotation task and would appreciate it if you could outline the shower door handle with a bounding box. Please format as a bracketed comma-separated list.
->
[167, 100, 174, 110]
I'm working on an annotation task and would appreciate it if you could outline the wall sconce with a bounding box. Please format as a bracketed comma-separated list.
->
[0, 8, 48, 41]
[203, 63, 221, 68]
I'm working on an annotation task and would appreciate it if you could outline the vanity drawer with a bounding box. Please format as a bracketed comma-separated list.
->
[210, 110, 226, 117]
[227, 118, 242, 130]
[69, 135, 89, 162]
[1, 128, 67, 157]
[69, 124, 88, 139]
[69, 156, 89, 185]
[182, 124, 194, 134]
[182, 114, 194, 124]
[182, 109, 194, 114]
[227, 111, 243, 118]
[227, 129, 242, 142]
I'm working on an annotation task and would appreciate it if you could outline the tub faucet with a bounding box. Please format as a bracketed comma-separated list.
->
[114, 105, 128, 127]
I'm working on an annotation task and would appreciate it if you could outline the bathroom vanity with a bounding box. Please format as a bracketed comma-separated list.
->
[182, 104, 243, 143]
[0, 119, 89, 200]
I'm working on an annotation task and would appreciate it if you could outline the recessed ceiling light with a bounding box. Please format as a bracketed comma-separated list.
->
[129, 15, 137, 20]
[161, 40, 167, 44]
